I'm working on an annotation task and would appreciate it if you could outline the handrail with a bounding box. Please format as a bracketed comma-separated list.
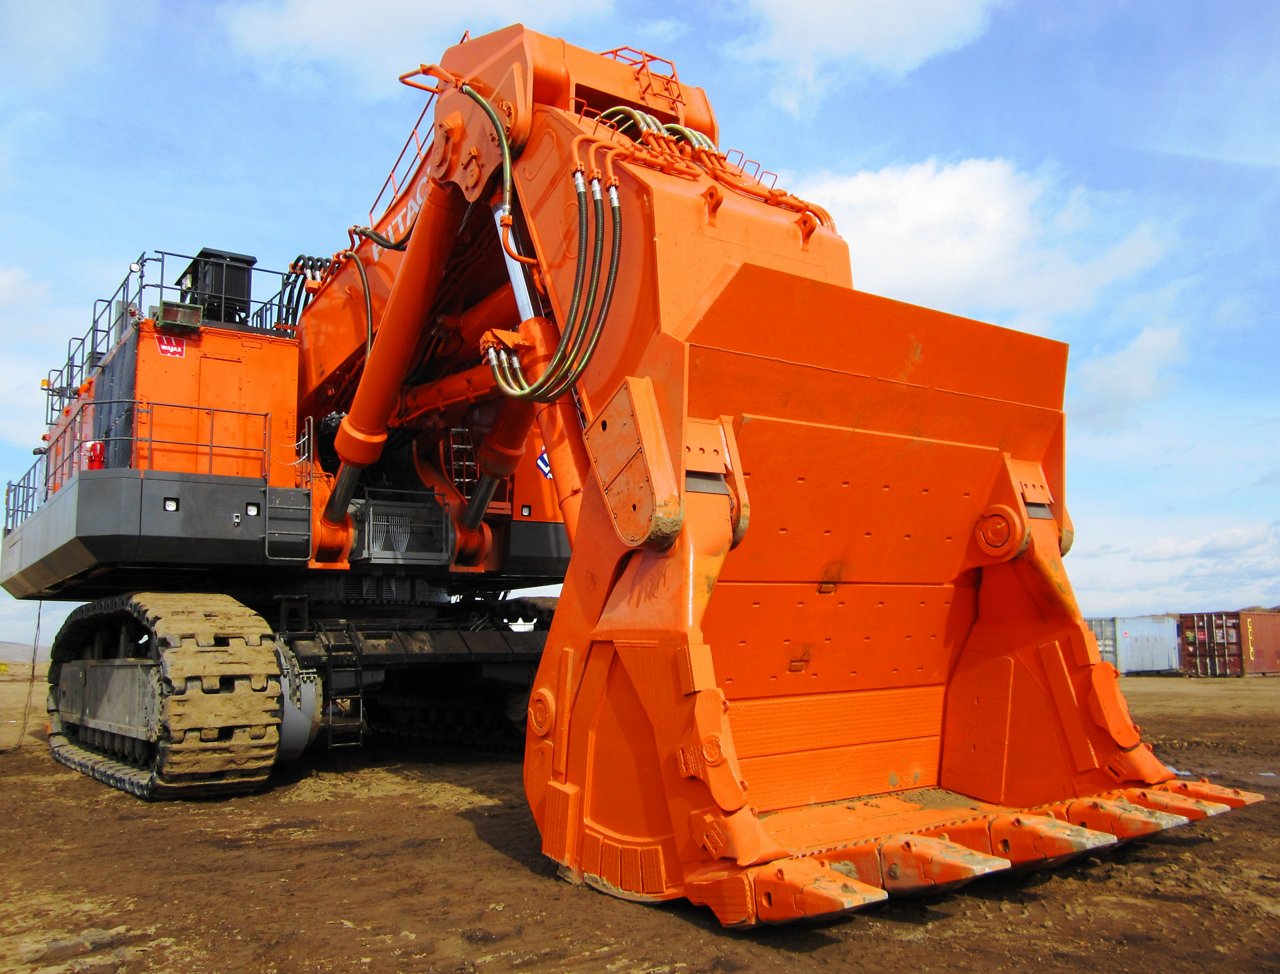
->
[5, 397, 273, 532]
[44, 252, 295, 426]
[369, 91, 438, 224]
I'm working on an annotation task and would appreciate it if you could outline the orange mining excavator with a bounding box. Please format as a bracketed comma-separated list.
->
[2, 25, 1260, 925]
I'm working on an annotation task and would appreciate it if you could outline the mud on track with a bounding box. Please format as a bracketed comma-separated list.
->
[2, 669, 1277, 974]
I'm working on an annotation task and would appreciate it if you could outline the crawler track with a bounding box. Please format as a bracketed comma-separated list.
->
[48, 593, 282, 799]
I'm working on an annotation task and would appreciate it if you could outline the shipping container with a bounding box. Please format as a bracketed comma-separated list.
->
[1179, 612, 1242, 676]
[1119, 615, 1180, 673]
[1178, 610, 1280, 676]
[1240, 611, 1280, 675]
[1086, 616, 1179, 674]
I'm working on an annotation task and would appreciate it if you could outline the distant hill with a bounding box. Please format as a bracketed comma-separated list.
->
[0, 641, 49, 662]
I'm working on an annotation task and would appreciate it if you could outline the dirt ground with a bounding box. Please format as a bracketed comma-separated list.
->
[1, 667, 1276, 974]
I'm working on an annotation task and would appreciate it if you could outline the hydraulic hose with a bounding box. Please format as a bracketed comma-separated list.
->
[283, 255, 331, 327]
[341, 249, 374, 355]
[538, 184, 623, 400]
[663, 122, 717, 151]
[566, 179, 607, 372]
[491, 172, 605, 401]
[279, 270, 301, 327]
[491, 179, 620, 403]
[600, 106, 662, 138]
[457, 87, 627, 404]
[352, 223, 414, 251]
[555, 172, 592, 375]
[461, 85, 513, 208]
[459, 84, 536, 266]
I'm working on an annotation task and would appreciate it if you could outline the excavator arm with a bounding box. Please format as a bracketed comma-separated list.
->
[292, 25, 1260, 926]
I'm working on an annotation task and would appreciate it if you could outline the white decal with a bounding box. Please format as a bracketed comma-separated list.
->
[156, 334, 186, 358]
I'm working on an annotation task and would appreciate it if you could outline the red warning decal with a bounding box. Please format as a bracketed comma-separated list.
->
[156, 334, 186, 358]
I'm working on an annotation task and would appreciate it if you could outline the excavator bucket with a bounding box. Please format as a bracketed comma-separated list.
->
[521, 262, 1263, 925]
[372, 25, 1265, 928]
[409, 26, 1269, 928]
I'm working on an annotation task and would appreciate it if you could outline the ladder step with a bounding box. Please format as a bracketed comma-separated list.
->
[320, 629, 365, 748]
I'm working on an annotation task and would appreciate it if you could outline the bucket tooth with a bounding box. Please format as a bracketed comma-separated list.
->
[752, 858, 888, 925]
[1152, 779, 1264, 809]
[687, 858, 886, 927]
[1116, 787, 1230, 821]
[873, 834, 1010, 894]
[987, 813, 1117, 864]
[1055, 797, 1187, 838]
[922, 812, 1117, 867]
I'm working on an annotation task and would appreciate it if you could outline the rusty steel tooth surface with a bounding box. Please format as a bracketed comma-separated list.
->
[47, 593, 281, 800]
[1051, 797, 1189, 838]
[1153, 779, 1263, 809]
[920, 811, 1118, 865]
[1116, 786, 1231, 821]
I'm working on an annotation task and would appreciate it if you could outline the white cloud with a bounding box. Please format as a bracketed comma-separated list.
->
[222, 0, 613, 99]
[795, 158, 1165, 334]
[1133, 523, 1276, 564]
[1066, 394, 1280, 526]
[1071, 518, 1280, 616]
[1069, 327, 1186, 433]
[1064, 394, 1279, 616]
[732, 0, 1004, 111]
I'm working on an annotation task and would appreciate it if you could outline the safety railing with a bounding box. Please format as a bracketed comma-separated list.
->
[4, 457, 45, 533]
[368, 90, 438, 225]
[293, 413, 317, 489]
[600, 46, 686, 116]
[370, 30, 483, 225]
[45, 252, 294, 426]
[6, 397, 271, 532]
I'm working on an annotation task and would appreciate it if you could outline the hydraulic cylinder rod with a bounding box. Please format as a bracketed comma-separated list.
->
[494, 204, 537, 322]
[322, 178, 468, 528]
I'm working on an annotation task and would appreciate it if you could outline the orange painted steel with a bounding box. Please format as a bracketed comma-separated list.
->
[131, 319, 299, 487]
[330, 178, 468, 472]
[286, 26, 1261, 925]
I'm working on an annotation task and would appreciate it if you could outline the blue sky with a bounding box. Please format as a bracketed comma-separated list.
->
[0, 0, 1276, 643]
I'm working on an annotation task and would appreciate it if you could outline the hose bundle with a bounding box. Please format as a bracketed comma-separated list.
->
[279, 255, 332, 327]
[456, 86, 626, 404]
